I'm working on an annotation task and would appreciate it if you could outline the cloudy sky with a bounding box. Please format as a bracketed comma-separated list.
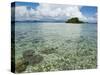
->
[11, 2, 97, 23]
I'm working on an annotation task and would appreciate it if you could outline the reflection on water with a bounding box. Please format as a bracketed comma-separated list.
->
[14, 22, 97, 72]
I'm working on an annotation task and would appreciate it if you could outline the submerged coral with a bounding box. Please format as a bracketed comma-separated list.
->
[15, 23, 97, 72]
[23, 50, 43, 65]
[40, 47, 58, 55]
[23, 50, 35, 62]
[15, 58, 28, 73]
[16, 50, 44, 73]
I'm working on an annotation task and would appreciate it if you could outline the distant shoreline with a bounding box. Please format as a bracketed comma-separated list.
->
[11, 21, 97, 24]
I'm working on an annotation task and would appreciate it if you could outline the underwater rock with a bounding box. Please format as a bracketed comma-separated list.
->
[65, 40, 72, 43]
[20, 43, 27, 47]
[32, 38, 45, 44]
[15, 58, 28, 73]
[32, 38, 40, 43]
[23, 50, 43, 65]
[23, 50, 35, 59]
[40, 47, 57, 55]
[29, 54, 43, 65]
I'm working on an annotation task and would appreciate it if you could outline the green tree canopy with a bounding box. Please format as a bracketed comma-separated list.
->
[65, 17, 84, 23]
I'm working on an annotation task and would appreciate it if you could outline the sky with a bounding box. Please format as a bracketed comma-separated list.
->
[11, 2, 97, 23]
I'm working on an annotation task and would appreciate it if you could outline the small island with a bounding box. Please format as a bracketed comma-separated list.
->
[65, 17, 84, 23]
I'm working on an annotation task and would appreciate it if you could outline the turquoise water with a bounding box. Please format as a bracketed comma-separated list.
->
[15, 22, 97, 72]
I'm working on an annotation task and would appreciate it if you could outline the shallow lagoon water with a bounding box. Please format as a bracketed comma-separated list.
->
[15, 22, 97, 72]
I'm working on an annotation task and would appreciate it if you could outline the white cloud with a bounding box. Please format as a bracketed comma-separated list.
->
[86, 13, 97, 23]
[15, 6, 31, 21]
[13, 3, 96, 22]
[35, 3, 87, 21]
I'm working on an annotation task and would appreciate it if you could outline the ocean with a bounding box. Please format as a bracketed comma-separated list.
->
[14, 22, 97, 72]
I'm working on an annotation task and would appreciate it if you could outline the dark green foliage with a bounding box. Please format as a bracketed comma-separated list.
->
[65, 17, 84, 23]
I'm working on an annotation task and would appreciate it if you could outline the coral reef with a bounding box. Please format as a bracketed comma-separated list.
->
[15, 58, 28, 73]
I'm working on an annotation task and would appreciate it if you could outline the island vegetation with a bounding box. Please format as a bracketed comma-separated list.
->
[65, 17, 84, 23]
